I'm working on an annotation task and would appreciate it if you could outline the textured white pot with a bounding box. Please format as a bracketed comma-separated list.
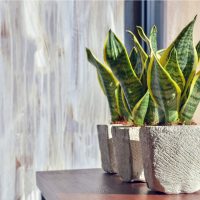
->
[140, 125, 200, 194]
[97, 124, 117, 173]
[112, 126, 144, 182]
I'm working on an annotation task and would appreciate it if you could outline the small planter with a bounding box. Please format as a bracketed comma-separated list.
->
[140, 125, 200, 194]
[112, 126, 144, 182]
[97, 124, 117, 173]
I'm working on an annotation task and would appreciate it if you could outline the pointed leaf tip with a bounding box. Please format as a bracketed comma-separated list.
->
[108, 29, 114, 36]
[126, 29, 133, 35]
[86, 47, 90, 53]
[86, 48, 91, 59]
[160, 16, 197, 81]
[126, 30, 138, 42]
[191, 15, 197, 25]
[152, 25, 157, 31]
[104, 29, 144, 110]
[126, 30, 136, 40]
[136, 26, 142, 30]
[86, 48, 95, 63]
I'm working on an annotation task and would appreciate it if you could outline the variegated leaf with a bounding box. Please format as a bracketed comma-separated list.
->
[132, 90, 149, 126]
[136, 25, 163, 125]
[136, 25, 157, 87]
[136, 26, 150, 48]
[127, 30, 148, 69]
[115, 84, 132, 121]
[136, 25, 157, 52]
[121, 89, 133, 118]
[147, 54, 181, 123]
[160, 16, 197, 81]
[196, 41, 200, 61]
[181, 48, 198, 105]
[129, 47, 138, 68]
[129, 47, 143, 79]
[140, 62, 148, 90]
[145, 96, 165, 125]
[180, 71, 200, 122]
[86, 48, 120, 122]
[104, 29, 145, 111]
[137, 25, 165, 124]
[149, 25, 158, 52]
[136, 26, 163, 61]
[165, 48, 185, 91]
[97, 73, 106, 94]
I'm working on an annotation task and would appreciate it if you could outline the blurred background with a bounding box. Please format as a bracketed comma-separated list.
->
[0, 1, 200, 200]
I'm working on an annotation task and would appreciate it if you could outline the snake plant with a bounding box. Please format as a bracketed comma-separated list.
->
[86, 16, 200, 126]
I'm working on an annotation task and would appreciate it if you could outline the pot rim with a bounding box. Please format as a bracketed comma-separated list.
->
[97, 124, 200, 128]
[140, 124, 200, 128]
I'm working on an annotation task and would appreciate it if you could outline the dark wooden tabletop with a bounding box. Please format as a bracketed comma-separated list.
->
[36, 168, 200, 200]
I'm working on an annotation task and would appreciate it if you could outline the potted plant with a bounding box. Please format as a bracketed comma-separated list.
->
[86, 42, 134, 176]
[86, 20, 161, 181]
[87, 15, 200, 192]
[138, 16, 200, 194]
[85, 20, 170, 181]
[86, 27, 145, 179]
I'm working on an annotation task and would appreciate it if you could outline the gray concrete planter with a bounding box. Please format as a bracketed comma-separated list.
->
[112, 126, 144, 182]
[140, 125, 200, 194]
[97, 124, 117, 173]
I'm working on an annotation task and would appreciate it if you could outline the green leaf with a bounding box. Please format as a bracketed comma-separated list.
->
[145, 26, 181, 124]
[104, 29, 145, 111]
[145, 96, 165, 125]
[86, 48, 120, 122]
[140, 60, 148, 90]
[136, 25, 158, 52]
[97, 72, 106, 95]
[196, 41, 200, 61]
[165, 48, 185, 91]
[129, 47, 143, 80]
[132, 90, 149, 126]
[145, 96, 159, 125]
[160, 16, 197, 81]
[127, 30, 148, 86]
[136, 26, 158, 90]
[115, 84, 132, 121]
[127, 30, 148, 70]
[180, 71, 200, 122]
[181, 57, 197, 105]
[129, 47, 138, 68]
[136, 25, 163, 64]
[136, 26, 150, 48]
[121, 89, 133, 118]
[149, 25, 158, 52]
[147, 53, 181, 123]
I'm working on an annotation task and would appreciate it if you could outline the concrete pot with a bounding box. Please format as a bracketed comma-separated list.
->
[112, 126, 144, 182]
[97, 124, 117, 173]
[140, 125, 200, 194]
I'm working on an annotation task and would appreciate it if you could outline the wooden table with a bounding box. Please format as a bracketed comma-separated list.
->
[36, 168, 200, 200]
